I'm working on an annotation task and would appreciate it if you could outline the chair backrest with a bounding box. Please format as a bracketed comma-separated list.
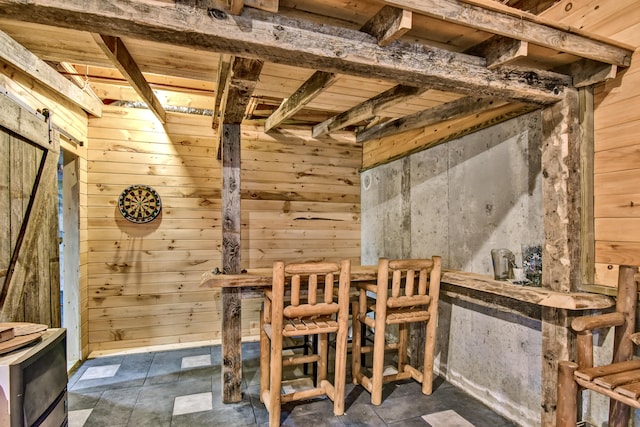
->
[271, 260, 351, 322]
[376, 257, 442, 309]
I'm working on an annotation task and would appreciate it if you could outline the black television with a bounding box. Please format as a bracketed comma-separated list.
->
[0, 328, 67, 427]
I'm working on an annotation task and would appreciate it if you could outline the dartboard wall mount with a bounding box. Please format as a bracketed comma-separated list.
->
[117, 184, 162, 224]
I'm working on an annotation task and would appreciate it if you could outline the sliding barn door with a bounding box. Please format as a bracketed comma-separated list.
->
[0, 94, 61, 326]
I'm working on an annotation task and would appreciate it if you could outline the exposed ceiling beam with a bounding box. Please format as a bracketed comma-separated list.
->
[229, 0, 243, 15]
[245, 0, 278, 13]
[218, 57, 264, 124]
[357, 96, 498, 143]
[216, 57, 264, 158]
[176, 0, 277, 14]
[384, 0, 633, 67]
[557, 59, 618, 88]
[312, 85, 428, 138]
[264, 71, 337, 132]
[0, 29, 102, 117]
[92, 34, 166, 124]
[288, 6, 412, 137]
[213, 53, 232, 129]
[470, 37, 529, 69]
[0, 0, 572, 105]
[361, 5, 412, 47]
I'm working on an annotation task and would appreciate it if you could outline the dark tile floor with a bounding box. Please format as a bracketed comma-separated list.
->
[67, 342, 517, 427]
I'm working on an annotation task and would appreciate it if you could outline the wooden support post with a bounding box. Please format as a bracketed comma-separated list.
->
[540, 88, 581, 425]
[221, 123, 242, 403]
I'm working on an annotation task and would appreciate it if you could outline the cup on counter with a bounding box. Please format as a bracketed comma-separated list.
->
[512, 268, 526, 283]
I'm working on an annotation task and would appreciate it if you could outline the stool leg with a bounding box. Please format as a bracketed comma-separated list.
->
[370, 318, 386, 405]
[351, 292, 364, 384]
[556, 361, 578, 427]
[259, 308, 270, 402]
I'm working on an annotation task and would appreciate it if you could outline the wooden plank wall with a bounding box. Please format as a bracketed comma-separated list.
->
[542, 0, 640, 286]
[86, 107, 361, 353]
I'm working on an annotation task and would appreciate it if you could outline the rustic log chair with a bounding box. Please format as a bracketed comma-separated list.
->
[557, 265, 640, 427]
[351, 256, 442, 405]
[259, 260, 351, 426]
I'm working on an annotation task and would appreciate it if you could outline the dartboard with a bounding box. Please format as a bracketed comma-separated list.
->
[117, 184, 162, 224]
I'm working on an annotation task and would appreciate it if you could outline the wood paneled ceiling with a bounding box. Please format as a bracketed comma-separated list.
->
[0, 0, 635, 163]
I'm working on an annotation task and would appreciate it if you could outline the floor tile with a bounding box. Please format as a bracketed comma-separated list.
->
[181, 354, 211, 369]
[79, 365, 120, 381]
[66, 343, 517, 427]
[68, 408, 93, 427]
[422, 410, 474, 426]
[173, 392, 213, 416]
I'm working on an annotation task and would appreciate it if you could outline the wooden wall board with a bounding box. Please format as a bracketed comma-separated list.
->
[596, 242, 640, 266]
[594, 193, 640, 218]
[85, 105, 361, 352]
[594, 169, 640, 196]
[595, 218, 640, 242]
[594, 144, 640, 174]
[594, 121, 640, 152]
[87, 148, 219, 169]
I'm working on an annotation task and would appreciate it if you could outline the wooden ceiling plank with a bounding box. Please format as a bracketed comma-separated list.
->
[92, 34, 166, 124]
[0, 29, 102, 117]
[264, 70, 337, 132]
[312, 85, 428, 138]
[361, 5, 412, 47]
[472, 37, 529, 69]
[0, 0, 570, 105]
[357, 96, 498, 143]
[384, 0, 633, 67]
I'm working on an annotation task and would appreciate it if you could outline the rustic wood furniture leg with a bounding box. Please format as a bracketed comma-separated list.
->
[352, 257, 442, 406]
[556, 265, 640, 427]
[260, 260, 351, 426]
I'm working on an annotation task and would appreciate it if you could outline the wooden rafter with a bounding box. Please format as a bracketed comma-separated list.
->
[357, 96, 499, 143]
[0, 0, 573, 105]
[312, 85, 428, 138]
[282, 6, 416, 137]
[213, 53, 232, 129]
[385, 0, 633, 67]
[245, 0, 278, 13]
[556, 59, 618, 88]
[216, 57, 264, 157]
[469, 37, 529, 69]
[92, 34, 166, 124]
[229, 0, 243, 15]
[264, 71, 337, 132]
[361, 5, 412, 47]
[0, 29, 102, 117]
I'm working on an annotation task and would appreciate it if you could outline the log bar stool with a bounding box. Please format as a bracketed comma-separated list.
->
[557, 265, 640, 427]
[352, 256, 442, 405]
[260, 260, 351, 426]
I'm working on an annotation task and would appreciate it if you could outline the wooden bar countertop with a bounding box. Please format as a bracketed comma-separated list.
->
[200, 267, 615, 311]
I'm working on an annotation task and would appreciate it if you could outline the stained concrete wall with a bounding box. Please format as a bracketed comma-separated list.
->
[361, 111, 545, 426]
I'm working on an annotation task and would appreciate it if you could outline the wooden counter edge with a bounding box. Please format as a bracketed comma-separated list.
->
[442, 271, 614, 310]
[199, 267, 614, 310]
